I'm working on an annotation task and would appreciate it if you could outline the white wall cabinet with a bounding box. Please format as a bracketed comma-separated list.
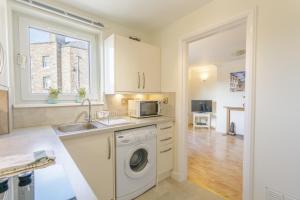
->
[156, 122, 174, 182]
[104, 34, 161, 94]
[62, 132, 114, 200]
[0, 0, 9, 89]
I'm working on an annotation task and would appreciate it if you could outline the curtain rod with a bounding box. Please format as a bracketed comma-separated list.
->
[15, 0, 104, 29]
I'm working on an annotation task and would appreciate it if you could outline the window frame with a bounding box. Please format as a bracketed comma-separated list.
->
[14, 14, 102, 103]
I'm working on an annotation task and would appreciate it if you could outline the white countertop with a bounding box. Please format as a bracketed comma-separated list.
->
[0, 116, 174, 200]
[58, 116, 174, 139]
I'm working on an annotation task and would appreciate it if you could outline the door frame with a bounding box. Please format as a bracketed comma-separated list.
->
[174, 9, 256, 200]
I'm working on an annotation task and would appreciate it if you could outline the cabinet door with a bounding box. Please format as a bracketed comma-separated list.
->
[0, 0, 8, 88]
[157, 143, 174, 176]
[62, 132, 114, 200]
[104, 34, 161, 93]
[138, 43, 160, 93]
[157, 130, 173, 146]
[114, 35, 140, 92]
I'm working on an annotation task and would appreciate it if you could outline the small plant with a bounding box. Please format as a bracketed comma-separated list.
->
[48, 88, 60, 104]
[75, 87, 86, 103]
[77, 88, 86, 98]
[48, 87, 60, 98]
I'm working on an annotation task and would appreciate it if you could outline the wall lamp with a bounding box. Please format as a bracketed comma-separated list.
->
[200, 72, 209, 82]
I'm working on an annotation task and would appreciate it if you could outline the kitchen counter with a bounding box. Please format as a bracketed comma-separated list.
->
[0, 116, 174, 200]
[0, 126, 97, 200]
[58, 116, 174, 139]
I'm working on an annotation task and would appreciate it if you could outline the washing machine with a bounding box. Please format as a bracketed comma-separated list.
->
[115, 125, 156, 200]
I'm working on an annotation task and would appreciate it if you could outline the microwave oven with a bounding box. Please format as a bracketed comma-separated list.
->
[128, 100, 161, 118]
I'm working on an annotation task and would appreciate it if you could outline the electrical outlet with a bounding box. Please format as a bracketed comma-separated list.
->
[121, 98, 127, 105]
[163, 97, 169, 104]
[266, 187, 284, 200]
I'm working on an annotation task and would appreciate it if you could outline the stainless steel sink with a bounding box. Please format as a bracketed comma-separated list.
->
[56, 123, 98, 133]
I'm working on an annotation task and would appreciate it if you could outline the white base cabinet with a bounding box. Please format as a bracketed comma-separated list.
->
[104, 34, 161, 94]
[62, 132, 114, 200]
[157, 122, 174, 182]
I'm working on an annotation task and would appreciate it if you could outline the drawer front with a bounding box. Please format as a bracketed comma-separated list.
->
[157, 132, 173, 146]
[157, 144, 174, 175]
[157, 122, 174, 147]
[157, 143, 173, 175]
[158, 122, 174, 135]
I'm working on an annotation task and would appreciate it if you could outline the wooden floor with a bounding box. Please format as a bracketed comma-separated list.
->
[186, 127, 243, 200]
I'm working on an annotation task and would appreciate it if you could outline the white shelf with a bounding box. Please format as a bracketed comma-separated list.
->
[193, 112, 211, 129]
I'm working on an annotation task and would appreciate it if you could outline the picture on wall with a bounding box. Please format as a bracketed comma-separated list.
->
[230, 71, 245, 92]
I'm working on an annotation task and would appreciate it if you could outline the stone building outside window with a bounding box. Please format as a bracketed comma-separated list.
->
[29, 27, 90, 94]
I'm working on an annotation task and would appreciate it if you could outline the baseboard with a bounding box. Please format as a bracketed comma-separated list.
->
[171, 170, 186, 182]
[157, 171, 171, 182]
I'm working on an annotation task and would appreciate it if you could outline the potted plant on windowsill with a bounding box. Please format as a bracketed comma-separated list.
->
[48, 87, 60, 104]
[76, 87, 86, 103]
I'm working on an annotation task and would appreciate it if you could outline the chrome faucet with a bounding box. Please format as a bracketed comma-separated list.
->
[81, 98, 92, 123]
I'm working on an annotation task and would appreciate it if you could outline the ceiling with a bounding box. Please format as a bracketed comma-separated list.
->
[188, 24, 246, 67]
[52, 0, 211, 31]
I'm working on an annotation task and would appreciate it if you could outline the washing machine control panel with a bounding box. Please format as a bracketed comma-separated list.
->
[116, 135, 133, 144]
[116, 125, 156, 146]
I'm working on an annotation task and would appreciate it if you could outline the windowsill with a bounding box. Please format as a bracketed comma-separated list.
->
[13, 101, 104, 109]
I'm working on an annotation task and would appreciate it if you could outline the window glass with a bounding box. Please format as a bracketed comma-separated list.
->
[29, 27, 90, 94]
[42, 76, 51, 89]
[42, 56, 50, 68]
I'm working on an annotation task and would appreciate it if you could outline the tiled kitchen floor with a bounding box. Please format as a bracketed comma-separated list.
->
[137, 178, 222, 200]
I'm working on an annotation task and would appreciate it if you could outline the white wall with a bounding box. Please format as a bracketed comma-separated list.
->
[37, 0, 153, 42]
[153, 1, 300, 199]
[188, 60, 245, 134]
[216, 59, 245, 134]
[188, 65, 217, 126]
[188, 65, 218, 102]
[230, 110, 245, 135]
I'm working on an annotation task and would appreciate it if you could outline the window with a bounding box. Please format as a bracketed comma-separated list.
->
[14, 13, 102, 103]
[42, 56, 50, 68]
[76, 56, 81, 88]
[42, 76, 51, 89]
[29, 27, 90, 94]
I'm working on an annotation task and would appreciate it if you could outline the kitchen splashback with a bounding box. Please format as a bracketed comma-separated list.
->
[13, 93, 175, 129]
[0, 90, 9, 134]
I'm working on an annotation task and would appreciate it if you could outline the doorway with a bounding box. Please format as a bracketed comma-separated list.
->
[175, 10, 256, 200]
[187, 23, 246, 200]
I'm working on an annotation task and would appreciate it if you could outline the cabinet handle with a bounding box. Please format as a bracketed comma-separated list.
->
[142, 72, 145, 89]
[160, 137, 172, 142]
[160, 126, 172, 130]
[138, 72, 140, 89]
[107, 136, 111, 160]
[160, 148, 172, 154]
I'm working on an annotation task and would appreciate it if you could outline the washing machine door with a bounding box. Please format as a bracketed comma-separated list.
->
[125, 144, 152, 179]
